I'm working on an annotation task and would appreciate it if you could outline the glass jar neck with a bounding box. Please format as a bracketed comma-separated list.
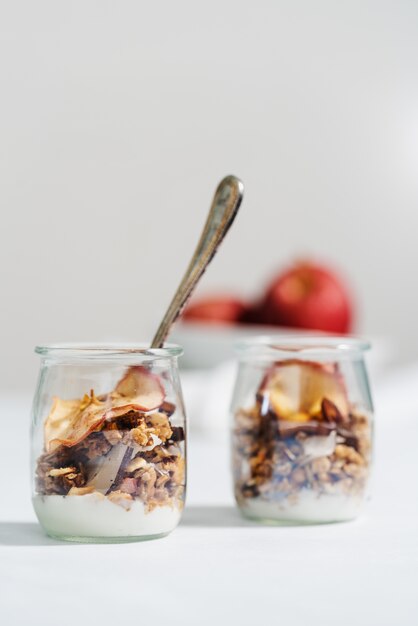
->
[35, 343, 183, 364]
[235, 335, 370, 363]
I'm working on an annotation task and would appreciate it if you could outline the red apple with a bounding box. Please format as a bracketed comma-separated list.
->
[182, 295, 248, 324]
[259, 261, 353, 333]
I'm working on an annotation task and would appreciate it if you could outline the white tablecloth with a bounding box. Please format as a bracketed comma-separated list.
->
[0, 363, 417, 626]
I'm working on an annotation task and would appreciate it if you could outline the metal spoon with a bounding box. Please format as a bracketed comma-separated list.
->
[151, 175, 244, 348]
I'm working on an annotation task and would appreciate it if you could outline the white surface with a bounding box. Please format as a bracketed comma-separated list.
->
[33, 495, 180, 539]
[1, 364, 418, 625]
[1, 1, 418, 392]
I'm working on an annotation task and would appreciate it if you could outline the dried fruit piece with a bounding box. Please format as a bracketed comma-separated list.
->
[160, 401, 176, 416]
[46, 392, 108, 452]
[126, 456, 148, 474]
[260, 360, 348, 421]
[169, 426, 185, 443]
[47, 398, 161, 451]
[44, 397, 84, 450]
[131, 425, 153, 447]
[321, 397, 345, 424]
[114, 366, 165, 411]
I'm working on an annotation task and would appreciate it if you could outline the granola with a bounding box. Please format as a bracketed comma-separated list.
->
[35, 367, 185, 513]
[232, 360, 372, 515]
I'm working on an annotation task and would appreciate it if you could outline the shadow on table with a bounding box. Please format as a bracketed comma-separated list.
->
[0, 522, 66, 547]
[180, 506, 257, 528]
[0, 511, 253, 545]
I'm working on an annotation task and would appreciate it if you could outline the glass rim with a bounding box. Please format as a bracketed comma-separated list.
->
[235, 334, 371, 357]
[34, 342, 183, 359]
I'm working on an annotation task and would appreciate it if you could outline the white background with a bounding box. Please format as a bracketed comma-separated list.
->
[1, 0, 418, 391]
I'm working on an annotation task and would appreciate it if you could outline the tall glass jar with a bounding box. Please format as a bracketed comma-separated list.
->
[31, 344, 186, 542]
[231, 336, 373, 524]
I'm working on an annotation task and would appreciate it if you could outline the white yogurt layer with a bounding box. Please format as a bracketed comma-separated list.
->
[240, 491, 365, 523]
[33, 494, 181, 538]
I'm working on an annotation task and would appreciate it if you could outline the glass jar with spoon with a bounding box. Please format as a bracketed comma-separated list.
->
[31, 175, 244, 541]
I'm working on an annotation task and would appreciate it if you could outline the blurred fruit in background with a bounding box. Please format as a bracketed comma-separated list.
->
[182, 296, 248, 324]
[256, 261, 353, 333]
[182, 260, 354, 334]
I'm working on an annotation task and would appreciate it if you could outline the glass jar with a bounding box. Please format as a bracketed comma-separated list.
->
[31, 344, 186, 542]
[231, 336, 373, 524]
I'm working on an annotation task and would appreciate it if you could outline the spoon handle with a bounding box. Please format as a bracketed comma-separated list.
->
[151, 175, 244, 349]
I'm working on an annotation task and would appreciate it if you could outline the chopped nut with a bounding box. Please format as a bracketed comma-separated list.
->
[155, 473, 171, 489]
[335, 444, 351, 459]
[48, 467, 76, 477]
[68, 486, 96, 496]
[107, 490, 133, 510]
[335, 444, 365, 465]
[146, 412, 172, 442]
[131, 424, 153, 447]
[126, 456, 148, 473]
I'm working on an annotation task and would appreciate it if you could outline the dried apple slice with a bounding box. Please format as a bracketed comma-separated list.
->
[48, 400, 157, 451]
[114, 366, 165, 411]
[44, 368, 165, 452]
[44, 397, 82, 449]
[45, 392, 112, 451]
[46, 392, 136, 450]
[46, 393, 109, 451]
[260, 359, 348, 421]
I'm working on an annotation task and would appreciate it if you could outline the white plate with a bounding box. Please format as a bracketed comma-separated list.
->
[172, 322, 298, 369]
